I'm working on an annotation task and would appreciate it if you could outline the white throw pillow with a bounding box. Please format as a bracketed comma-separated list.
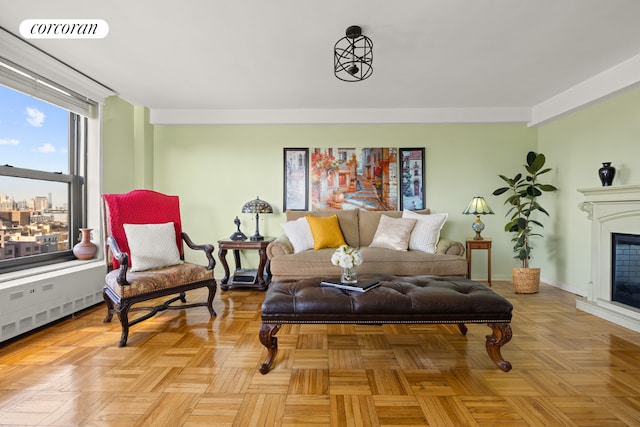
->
[402, 210, 448, 253]
[123, 222, 183, 272]
[369, 215, 417, 251]
[281, 217, 314, 253]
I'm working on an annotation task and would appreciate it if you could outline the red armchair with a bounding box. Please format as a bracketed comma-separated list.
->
[102, 189, 217, 347]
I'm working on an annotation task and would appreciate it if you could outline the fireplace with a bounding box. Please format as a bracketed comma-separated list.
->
[611, 232, 640, 310]
[578, 185, 640, 332]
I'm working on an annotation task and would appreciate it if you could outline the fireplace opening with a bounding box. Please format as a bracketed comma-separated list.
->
[612, 232, 640, 310]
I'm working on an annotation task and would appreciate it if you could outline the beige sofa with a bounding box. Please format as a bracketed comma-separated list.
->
[267, 209, 467, 280]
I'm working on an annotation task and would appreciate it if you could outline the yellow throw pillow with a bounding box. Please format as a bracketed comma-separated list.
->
[306, 214, 347, 250]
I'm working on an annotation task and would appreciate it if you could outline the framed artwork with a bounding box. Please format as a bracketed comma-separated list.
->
[399, 148, 425, 210]
[310, 147, 397, 211]
[283, 148, 309, 211]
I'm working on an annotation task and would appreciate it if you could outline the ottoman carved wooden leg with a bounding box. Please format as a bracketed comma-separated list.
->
[486, 322, 513, 372]
[259, 323, 281, 374]
[457, 323, 468, 335]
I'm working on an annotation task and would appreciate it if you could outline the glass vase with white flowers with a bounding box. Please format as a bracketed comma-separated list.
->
[331, 245, 363, 284]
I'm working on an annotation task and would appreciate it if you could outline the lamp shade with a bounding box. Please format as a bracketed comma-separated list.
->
[462, 196, 494, 215]
[242, 197, 273, 214]
[242, 197, 273, 241]
[463, 196, 494, 240]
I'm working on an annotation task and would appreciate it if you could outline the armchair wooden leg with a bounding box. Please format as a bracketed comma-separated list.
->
[103, 290, 115, 323]
[206, 283, 217, 317]
[117, 302, 132, 347]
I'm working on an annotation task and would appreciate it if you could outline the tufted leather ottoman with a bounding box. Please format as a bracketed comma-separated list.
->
[259, 275, 513, 373]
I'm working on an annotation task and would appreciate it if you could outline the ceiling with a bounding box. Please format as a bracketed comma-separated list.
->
[2, 0, 640, 123]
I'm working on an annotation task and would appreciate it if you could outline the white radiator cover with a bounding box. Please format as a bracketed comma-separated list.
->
[0, 261, 104, 342]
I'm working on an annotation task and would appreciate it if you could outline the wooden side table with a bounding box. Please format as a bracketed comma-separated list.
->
[466, 238, 492, 286]
[218, 238, 274, 291]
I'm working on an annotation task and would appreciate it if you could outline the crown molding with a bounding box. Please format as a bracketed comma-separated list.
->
[149, 107, 531, 125]
[529, 52, 640, 127]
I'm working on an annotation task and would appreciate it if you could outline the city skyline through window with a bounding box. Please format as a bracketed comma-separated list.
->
[1, 84, 69, 206]
[1, 84, 78, 268]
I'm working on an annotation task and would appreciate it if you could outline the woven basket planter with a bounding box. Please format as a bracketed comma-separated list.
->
[512, 267, 540, 294]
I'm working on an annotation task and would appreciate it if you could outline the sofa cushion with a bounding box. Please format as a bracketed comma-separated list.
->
[369, 215, 417, 251]
[286, 209, 359, 247]
[268, 247, 343, 277]
[268, 246, 467, 278]
[402, 210, 449, 253]
[281, 217, 314, 253]
[359, 209, 430, 247]
[358, 247, 467, 276]
[306, 214, 347, 250]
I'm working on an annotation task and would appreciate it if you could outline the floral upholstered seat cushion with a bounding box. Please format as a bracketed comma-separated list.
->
[105, 262, 213, 299]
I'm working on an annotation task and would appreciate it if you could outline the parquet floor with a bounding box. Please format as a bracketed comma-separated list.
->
[1, 280, 640, 426]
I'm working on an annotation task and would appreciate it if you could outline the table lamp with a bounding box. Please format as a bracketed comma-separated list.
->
[241, 197, 273, 241]
[462, 196, 494, 240]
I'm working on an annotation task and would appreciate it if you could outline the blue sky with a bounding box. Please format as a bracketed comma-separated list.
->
[0, 85, 70, 205]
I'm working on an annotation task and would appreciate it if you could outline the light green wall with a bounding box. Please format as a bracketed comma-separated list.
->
[150, 123, 537, 278]
[537, 85, 640, 294]
[102, 96, 135, 193]
[102, 97, 153, 194]
[133, 105, 154, 189]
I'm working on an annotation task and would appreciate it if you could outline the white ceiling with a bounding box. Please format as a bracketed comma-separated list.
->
[2, 0, 640, 124]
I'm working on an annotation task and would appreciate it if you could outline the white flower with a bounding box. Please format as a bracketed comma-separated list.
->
[331, 245, 363, 269]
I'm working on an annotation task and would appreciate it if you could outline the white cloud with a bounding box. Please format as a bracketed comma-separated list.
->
[37, 143, 56, 153]
[0, 138, 20, 145]
[26, 107, 45, 127]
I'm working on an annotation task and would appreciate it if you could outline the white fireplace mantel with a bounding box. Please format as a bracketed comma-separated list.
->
[577, 184, 640, 332]
[579, 184, 640, 210]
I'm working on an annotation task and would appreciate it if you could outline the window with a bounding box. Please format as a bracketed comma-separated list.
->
[0, 28, 113, 273]
[0, 68, 90, 272]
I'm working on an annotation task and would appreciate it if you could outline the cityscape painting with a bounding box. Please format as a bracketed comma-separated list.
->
[310, 147, 398, 211]
[283, 148, 309, 211]
[399, 148, 425, 210]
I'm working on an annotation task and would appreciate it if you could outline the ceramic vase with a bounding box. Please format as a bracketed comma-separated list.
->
[598, 162, 616, 187]
[341, 267, 358, 284]
[73, 228, 98, 260]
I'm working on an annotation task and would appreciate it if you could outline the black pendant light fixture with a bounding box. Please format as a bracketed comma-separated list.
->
[334, 25, 373, 82]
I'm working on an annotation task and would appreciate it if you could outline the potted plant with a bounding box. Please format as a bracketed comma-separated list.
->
[492, 151, 558, 293]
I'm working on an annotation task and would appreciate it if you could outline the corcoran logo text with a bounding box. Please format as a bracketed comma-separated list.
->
[19, 19, 109, 39]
